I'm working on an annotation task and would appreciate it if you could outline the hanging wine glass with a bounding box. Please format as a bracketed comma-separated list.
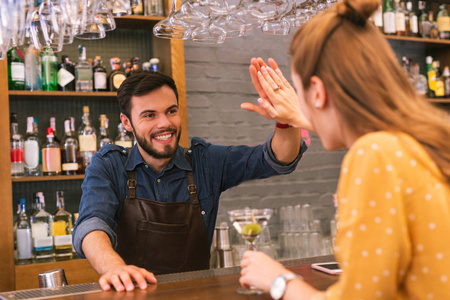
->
[40, 0, 66, 52]
[212, 14, 245, 38]
[96, 0, 117, 31]
[190, 19, 227, 44]
[244, 0, 288, 21]
[0, 0, 11, 59]
[154, 0, 192, 40]
[261, 0, 291, 35]
[108, 0, 132, 17]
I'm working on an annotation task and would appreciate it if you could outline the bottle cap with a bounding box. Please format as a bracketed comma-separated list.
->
[10, 113, 18, 124]
[149, 58, 160, 64]
[19, 198, 26, 206]
[83, 106, 89, 114]
[46, 127, 54, 137]
[444, 66, 450, 76]
[426, 56, 433, 64]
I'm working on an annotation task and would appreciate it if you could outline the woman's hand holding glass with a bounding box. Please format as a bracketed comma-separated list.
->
[241, 57, 313, 131]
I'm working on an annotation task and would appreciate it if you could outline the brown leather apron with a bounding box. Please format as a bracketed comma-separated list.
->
[114, 149, 210, 275]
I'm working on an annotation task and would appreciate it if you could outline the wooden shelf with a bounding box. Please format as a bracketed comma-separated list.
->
[12, 175, 84, 182]
[385, 35, 450, 50]
[9, 91, 117, 97]
[114, 15, 165, 29]
[428, 98, 450, 103]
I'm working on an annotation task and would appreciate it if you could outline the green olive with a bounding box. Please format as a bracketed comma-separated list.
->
[242, 223, 262, 236]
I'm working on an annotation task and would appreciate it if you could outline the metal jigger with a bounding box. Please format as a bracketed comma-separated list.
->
[38, 268, 68, 288]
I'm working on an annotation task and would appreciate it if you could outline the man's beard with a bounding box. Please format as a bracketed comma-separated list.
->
[132, 125, 181, 159]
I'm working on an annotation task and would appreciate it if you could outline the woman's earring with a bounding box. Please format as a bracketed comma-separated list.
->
[314, 102, 320, 108]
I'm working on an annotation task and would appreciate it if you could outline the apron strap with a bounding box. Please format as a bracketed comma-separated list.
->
[126, 147, 137, 202]
[184, 148, 200, 207]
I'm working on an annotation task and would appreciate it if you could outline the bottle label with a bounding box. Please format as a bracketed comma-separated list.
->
[435, 80, 445, 97]
[33, 236, 53, 251]
[42, 148, 62, 172]
[76, 68, 93, 81]
[53, 220, 67, 235]
[11, 62, 25, 81]
[58, 68, 75, 87]
[62, 162, 79, 171]
[437, 16, 450, 31]
[11, 148, 24, 162]
[79, 135, 97, 151]
[94, 72, 107, 89]
[113, 74, 126, 89]
[411, 15, 418, 33]
[373, 6, 383, 27]
[395, 13, 406, 31]
[115, 140, 133, 148]
[17, 228, 33, 259]
[24, 140, 39, 168]
[383, 12, 396, 33]
[54, 235, 72, 246]
[428, 70, 437, 91]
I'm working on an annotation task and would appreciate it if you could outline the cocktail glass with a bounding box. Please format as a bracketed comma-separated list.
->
[227, 208, 273, 294]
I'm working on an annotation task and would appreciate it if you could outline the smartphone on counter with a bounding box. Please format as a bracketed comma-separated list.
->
[311, 262, 342, 275]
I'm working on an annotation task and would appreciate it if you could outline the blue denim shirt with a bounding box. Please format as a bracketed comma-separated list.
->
[73, 134, 307, 258]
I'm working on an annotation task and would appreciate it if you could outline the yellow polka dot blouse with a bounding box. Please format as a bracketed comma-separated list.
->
[316, 131, 450, 299]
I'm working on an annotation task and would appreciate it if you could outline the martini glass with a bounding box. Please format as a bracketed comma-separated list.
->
[227, 208, 273, 294]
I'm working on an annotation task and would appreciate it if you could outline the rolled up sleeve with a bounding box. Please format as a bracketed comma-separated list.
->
[263, 132, 307, 174]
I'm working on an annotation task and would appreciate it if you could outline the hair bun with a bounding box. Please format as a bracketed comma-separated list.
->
[335, 0, 381, 26]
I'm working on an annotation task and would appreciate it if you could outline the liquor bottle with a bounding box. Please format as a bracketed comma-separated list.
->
[124, 61, 132, 78]
[131, 0, 144, 15]
[49, 117, 60, 144]
[410, 63, 427, 96]
[426, 56, 436, 98]
[24, 116, 41, 176]
[437, 4, 450, 40]
[27, 193, 42, 219]
[93, 56, 108, 92]
[98, 114, 112, 149]
[429, 12, 439, 39]
[75, 45, 93, 92]
[142, 62, 151, 71]
[61, 118, 79, 175]
[109, 57, 126, 91]
[395, 0, 406, 36]
[24, 41, 42, 91]
[406, 0, 418, 37]
[418, 1, 429, 38]
[434, 60, 445, 98]
[149, 58, 160, 71]
[371, 4, 383, 31]
[78, 106, 97, 173]
[41, 46, 58, 91]
[443, 66, 450, 98]
[53, 191, 73, 261]
[130, 57, 140, 75]
[42, 127, 61, 176]
[10, 113, 25, 177]
[16, 198, 33, 264]
[114, 123, 133, 148]
[7, 40, 25, 90]
[145, 0, 164, 16]
[31, 193, 54, 263]
[57, 55, 76, 91]
[383, 0, 396, 35]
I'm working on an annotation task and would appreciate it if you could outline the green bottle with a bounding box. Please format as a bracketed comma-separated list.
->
[41, 47, 58, 91]
[7, 42, 25, 90]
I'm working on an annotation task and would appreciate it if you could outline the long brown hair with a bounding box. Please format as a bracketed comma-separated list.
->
[290, 0, 450, 180]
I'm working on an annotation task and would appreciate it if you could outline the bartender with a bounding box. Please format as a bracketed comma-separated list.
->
[73, 70, 307, 292]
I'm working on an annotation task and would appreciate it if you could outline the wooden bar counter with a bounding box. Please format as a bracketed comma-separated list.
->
[0, 256, 339, 299]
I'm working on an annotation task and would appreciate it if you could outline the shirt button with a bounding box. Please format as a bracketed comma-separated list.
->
[157, 179, 161, 183]
[201, 211, 206, 215]
[122, 150, 126, 154]
[145, 165, 149, 168]
[187, 150, 192, 154]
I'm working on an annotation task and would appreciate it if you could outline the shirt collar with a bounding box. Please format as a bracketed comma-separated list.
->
[124, 145, 192, 172]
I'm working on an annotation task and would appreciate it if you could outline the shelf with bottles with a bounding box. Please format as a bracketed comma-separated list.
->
[385, 34, 450, 48]
[12, 175, 85, 183]
[9, 91, 117, 97]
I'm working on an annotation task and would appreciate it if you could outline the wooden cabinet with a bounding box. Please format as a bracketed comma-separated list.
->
[0, 13, 188, 292]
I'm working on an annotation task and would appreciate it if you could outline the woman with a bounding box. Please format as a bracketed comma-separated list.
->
[239, 0, 450, 298]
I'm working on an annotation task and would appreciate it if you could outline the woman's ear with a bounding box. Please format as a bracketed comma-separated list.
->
[309, 76, 327, 109]
[120, 113, 133, 132]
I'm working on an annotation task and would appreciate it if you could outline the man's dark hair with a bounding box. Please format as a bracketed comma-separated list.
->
[117, 70, 178, 120]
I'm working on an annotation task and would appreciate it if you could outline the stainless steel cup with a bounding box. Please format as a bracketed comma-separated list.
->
[215, 222, 231, 250]
[38, 268, 68, 288]
[217, 249, 234, 268]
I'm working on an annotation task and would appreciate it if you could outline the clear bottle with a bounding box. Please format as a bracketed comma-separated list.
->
[40, 46, 58, 91]
[16, 198, 33, 264]
[418, 1, 430, 38]
[93, 56, 107, 92]
[98, 114, 112, 149]
[78, 106, 97, 173]
[53, 191, 73, 261]
[395, 0, 406, 36]
[49, 117, 60, 144]
[426, 56, 437, 98]
[437, 4, 450, 40]
[26, 193, 42, 219]
[61, 118, 79, 175]
[10, 113, 25, 177]
[42, 127, 61, 176]
[109, 57, 126, 91]
[31, 192, 54, 263]
[57, 55, 76, 91]
[429, 12, 439, 39]
[406, 0, 418, 37]
[383, 0, 396, 35]
[149, 58, 160, 71]
[443, 66, 450, 98]
[24, 116, 41, 176]
[145, 0, 164, 16]
[7, 39, 25, 90]
[75, 45, 93, 92]
[130, 57, 140, 75]
[25, 40, 42, 91]
[131, 0, 144, 15]
[114, 123, 133, 148]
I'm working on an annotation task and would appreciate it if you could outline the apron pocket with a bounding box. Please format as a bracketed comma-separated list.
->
[135, 220, 189, 273]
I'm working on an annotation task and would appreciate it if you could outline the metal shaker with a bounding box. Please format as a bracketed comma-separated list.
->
[38, 268, 68, 288]
[211, 222, 234, 268]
